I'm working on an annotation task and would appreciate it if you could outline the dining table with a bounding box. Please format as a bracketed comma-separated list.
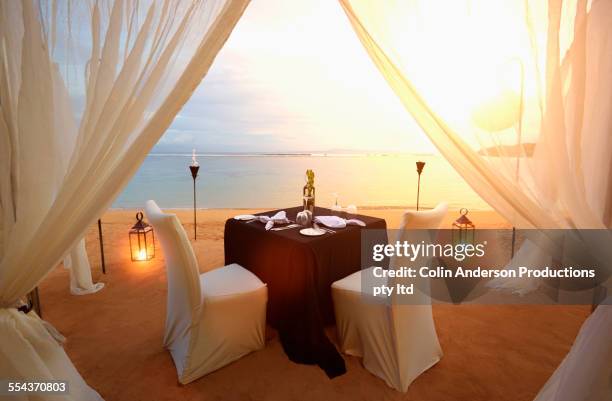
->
[224, 206, 388, 378]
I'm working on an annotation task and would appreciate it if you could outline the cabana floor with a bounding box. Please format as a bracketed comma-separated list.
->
[39, 208, 589, 401]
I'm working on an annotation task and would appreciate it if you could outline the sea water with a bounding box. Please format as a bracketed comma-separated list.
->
[112, 153, 490, 210]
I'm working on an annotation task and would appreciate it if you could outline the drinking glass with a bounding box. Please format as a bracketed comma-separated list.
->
[331, 192, 342, 211]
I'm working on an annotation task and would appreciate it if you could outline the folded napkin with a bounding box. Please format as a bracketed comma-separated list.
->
[314, 215, 365, 228]
[234, 214, 256, 220]
[258, 211, 290, 230]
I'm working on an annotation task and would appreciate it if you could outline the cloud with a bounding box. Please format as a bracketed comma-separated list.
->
[154, 0, 435, 154]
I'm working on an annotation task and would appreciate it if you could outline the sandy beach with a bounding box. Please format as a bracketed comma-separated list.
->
[37, 208, 589, 401]
[87, 207, 511, 271]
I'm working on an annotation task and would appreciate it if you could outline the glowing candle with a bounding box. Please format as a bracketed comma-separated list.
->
[129, 211, 155, 262]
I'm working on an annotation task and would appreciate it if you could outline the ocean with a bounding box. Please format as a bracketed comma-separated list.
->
[113, 153, 490, 210]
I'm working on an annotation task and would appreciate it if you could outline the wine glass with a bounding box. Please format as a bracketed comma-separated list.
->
[331, 192, 341, 212]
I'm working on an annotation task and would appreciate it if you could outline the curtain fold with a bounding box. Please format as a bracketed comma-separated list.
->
[63, 239, 104, 295]
[0, 0, 249, 398]
[338, 0, 612, 231]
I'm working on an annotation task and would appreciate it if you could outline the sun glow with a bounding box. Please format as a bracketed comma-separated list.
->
[385, 2, 534, 127]
[182, 0, 585, 154]
[353, 0, 586, 148]
[201, 0, 433, 153]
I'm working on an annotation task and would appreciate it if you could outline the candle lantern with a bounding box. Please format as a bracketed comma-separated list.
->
[129, 212, 155, 261]
[452, 208, 475, 245]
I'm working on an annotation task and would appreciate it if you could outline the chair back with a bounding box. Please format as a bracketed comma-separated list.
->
[390, 203, 448, 389]
[144, 200, 201, 346]
[398, 203, 448, 231]
[389, 202, 448, 302]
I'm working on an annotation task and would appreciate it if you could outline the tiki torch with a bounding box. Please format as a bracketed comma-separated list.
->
[189, 149, 200, 240]
[416, 161, 425, 211]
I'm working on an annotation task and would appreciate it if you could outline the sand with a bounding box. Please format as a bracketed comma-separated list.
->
[37, 208, 589, 401]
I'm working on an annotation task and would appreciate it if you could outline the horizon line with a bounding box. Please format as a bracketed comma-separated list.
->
[148, 151, 437, 157]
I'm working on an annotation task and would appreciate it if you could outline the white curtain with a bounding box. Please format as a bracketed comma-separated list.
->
[534, 300, 612, 401]
[63, 239, 104, 295]
[339, 1, 611, 399]
[338, 0, 612, 231]
[0, 0, 249, 398]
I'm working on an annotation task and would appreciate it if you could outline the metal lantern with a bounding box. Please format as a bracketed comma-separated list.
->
[129, 212, 155, 261]
[452, 208, 475, 245]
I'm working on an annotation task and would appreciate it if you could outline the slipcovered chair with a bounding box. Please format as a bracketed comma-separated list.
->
[144, 200, 267, 384]
[332, 203, 448, 392]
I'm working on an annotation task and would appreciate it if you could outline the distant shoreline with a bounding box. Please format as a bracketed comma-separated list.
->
[114, 152, 491, 211]
[148, 152, 437, 158]
[109, 205, 493, 211]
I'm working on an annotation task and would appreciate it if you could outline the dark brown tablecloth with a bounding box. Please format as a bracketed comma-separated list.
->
[224, 206, 387, 378]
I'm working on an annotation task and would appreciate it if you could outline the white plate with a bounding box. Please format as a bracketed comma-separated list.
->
[299, 228, 326, 237]
[234, 214, 256, 221]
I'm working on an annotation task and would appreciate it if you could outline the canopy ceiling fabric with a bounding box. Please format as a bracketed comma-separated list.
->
[339, 0, 612, 231]
[0, 0, 249, 398]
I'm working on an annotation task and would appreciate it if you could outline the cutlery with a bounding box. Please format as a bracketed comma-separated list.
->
[313, 223, 335, 234]
[270, 224, 300, 231]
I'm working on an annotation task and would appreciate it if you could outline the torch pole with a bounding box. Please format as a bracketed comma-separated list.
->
[189, 165, 200, 240]
[193, 176, 197, 240]
[416, 174, 421, 211]
[511, 59, 525, 258]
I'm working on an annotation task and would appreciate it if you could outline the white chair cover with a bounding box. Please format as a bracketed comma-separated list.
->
[486, 239, 552, 296]
[332, 203, 448, 392]
[144, 200, 267, 384]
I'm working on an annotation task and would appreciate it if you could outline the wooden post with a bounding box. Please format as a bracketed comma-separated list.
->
[98, 219, 106, 274]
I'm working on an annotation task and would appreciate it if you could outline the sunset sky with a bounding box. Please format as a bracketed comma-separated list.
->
[154, 0, 434, 154]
